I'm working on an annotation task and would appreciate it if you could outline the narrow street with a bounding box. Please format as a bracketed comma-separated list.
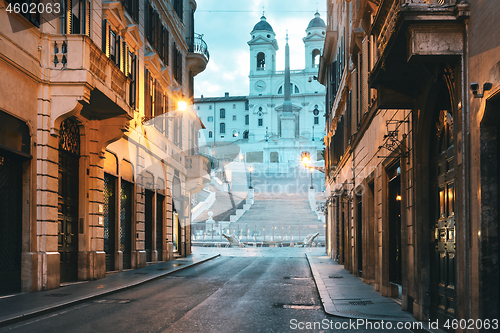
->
[0, 250, 412, 333]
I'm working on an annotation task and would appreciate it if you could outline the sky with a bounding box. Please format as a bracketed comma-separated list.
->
[193, 0, 327, 98]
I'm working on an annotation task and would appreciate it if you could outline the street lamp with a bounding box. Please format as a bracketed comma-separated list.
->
[309, 167, 314, 189]
[301, 155, 310, 167]
[178, 100, 188, 111]
[249, 166, 253, 189]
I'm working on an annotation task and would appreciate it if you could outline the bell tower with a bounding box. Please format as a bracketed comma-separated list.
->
[303, 11, 326, 72]
[248, 15, 278, 95]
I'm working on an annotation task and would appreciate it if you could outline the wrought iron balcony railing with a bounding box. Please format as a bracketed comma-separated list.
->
[186, 33, 210, 62]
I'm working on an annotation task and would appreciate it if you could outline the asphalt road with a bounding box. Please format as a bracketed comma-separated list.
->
[0, 253, 412, 333]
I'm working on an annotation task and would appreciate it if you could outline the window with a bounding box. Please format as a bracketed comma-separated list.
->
[232, 115, 237, 121]
[245, 115, 249, 125]
[278, 86, 283, 94]
[208, 131, 213, 138]
[258, 119, 263, 127]
[172, 42, 182, 83]
[220, 109, 225, 119]
[245, 101, 249, 110]
[232, 130, 238, 137]
[233, 104, 236, 109]
[209, 105, 212, 110]
[207, 116, 213, 122]
[295, 85, 300, 94]
[257, 52, 265, 70]
[60, 0, 91, 35]
[220, 123, 225, 134]
[174, 0, 183, 21]
[122, 0, 139, 22]
[312, 49, 321, 68]
[129, 52, 137, 108]
[314, 116, 319, 125]
[109, 30, 116, 61]
[243, 130, 249, 139]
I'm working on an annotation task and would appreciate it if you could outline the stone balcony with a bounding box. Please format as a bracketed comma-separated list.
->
[186, 33, 209, 76]
[47, 34, 133, 121]
[368, 0, 469, 107]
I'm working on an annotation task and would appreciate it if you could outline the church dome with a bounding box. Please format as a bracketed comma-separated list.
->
[307, 12, 326, 29]
[252, 15, 274, 33]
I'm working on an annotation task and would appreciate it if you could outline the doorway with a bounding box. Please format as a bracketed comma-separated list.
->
[58, 119, 80, 283]
[388, 163, 402, 295]
[103, 173, 116, 272]
[120, 180, 133, 269]
[145, 190, 154, 262]
[156, 194, 165, 261]
[430, 90, 456, 323]
[0, 150, 23, 294]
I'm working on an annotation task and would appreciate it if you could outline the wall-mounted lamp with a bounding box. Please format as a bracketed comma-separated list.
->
[470, 82, 492, 98]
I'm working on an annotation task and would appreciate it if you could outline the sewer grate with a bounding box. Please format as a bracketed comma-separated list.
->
[45, 293, 71, 297]
[273, 303, 320, 310]
[94, 299, 131, 304]
[349, 300, 374, 306]
[329, 276, 344, 278]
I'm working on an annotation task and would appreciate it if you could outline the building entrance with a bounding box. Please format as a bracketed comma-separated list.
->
[58, 119, 80, 283]
[0, 150, 23, 294]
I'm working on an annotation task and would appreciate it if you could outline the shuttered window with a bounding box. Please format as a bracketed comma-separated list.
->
[62, 0, 91, 35]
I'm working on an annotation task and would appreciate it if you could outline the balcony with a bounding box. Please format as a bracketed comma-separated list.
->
[48, 34, 133, 120]
[368, 0, 468, 105]
[186, 33, 210, 76]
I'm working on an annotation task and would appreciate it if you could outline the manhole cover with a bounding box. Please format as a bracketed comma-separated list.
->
[94, 299, 131, 304]
[349, 300, 374, 306]
[329, 276, 344, 278]
[45, 293, 70, 297]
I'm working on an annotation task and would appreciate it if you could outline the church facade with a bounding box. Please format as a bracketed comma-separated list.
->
[195, 13, 326, 169]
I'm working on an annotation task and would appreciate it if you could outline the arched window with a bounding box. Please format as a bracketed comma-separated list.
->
[278, 86, 283, 94]
[245, 115, 249, 125]
[257, 52, 265, 70]
[220, 108, 225, 119]
[243, 130, 249, 139]
[295, 85, 300, 94]
[208, 131, 213, 138]
[220, 123, 225, 134]
[232, 130, 238, 137]
[312, 49, 321, 68]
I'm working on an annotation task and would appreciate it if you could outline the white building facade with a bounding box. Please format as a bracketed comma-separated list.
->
[195, 13, 326, 168]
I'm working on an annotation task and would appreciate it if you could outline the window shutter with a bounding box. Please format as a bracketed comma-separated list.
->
[102, 19, 110, 57]
[67, 0, 73, 34]
[85, 0, 91, 37]
[351, 68, 358, 132]
[165, 29, 169, 66]
[361, 36, 369, 116]
[145, 69, 151, 119]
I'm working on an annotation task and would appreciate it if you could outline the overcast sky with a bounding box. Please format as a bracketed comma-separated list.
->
[193, 0, 327, 98]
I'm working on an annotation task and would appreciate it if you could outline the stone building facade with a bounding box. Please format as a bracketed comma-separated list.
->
[0, 0, 209, 294]
[320, 0, 499, 329]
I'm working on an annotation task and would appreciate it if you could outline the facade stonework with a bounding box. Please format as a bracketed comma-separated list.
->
[1, 0, 209, 294]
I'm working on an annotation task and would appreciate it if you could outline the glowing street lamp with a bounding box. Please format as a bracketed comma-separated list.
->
[302, 155, 310, 167]
[177, 100, 188, 111]
[249, 166, 253, 189]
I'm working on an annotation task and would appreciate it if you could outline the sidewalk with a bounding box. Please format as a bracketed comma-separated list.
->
[306, 254, 446, 332]
[306, 253, 414, 321]
[0, 253, 219, 328]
